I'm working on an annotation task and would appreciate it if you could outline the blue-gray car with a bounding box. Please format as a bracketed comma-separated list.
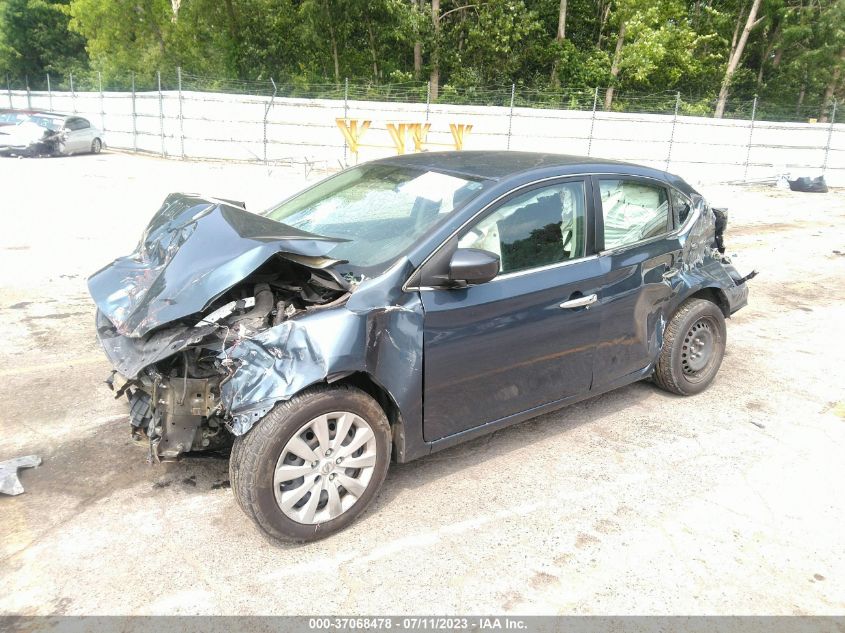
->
[89, 151, 753, 542]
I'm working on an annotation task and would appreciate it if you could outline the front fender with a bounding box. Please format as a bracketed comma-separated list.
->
[221, 260, 424, 439]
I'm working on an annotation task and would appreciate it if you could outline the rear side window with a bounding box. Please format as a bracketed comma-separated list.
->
[65, 118, 90, 130]
[599, 179, 670, 250]
[458, 180, 587, 274]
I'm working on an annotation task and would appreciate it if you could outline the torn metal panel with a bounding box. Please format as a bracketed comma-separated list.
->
[0, 455, 41, 496]
[88, 193, 348, 339]
[222, 260, 424, 438]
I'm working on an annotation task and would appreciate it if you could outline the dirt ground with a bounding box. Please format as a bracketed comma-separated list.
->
[0, 152, 844, 616]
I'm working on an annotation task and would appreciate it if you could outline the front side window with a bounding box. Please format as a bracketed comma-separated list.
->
[264, 164, 485, 273]
[599, 179, 669, 250]
[458, 181, 587, 275]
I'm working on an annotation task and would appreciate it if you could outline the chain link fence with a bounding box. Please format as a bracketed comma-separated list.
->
[3, 69, 843, 184]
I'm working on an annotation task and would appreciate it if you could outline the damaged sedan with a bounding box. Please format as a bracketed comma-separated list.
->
[89, 151, 753, 542]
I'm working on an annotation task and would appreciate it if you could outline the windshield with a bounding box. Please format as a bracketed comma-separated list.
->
[25, 115, 62, 131]
[264, 164, 485, 274]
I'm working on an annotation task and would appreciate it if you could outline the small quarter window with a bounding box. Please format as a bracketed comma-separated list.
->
[599, 179, 670, 250]
[459, 181, 587, 275]
[670, 189, 692, 226]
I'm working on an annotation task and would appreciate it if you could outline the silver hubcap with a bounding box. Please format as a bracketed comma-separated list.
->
[273, 411, 377, 524]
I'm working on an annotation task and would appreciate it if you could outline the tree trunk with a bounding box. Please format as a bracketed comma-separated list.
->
[223, 0, 243, 77]
[604, 22, 626, 110]
[321, 0, 339, 85]
[819, 46, 845, 122]
[366, 21, 380, 80]
[714, 0, 763, 118]
[796, 78, 806, 116]
[430, 0, 440, 100]
[597, 1, 611, 48]
[756, 23, 779, 88]
[413, 0, 422, 79]
[550, 0, 568, 86]
[556, 0, 567, 40]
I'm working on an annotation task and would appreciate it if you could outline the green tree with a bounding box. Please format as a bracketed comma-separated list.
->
[0, 0, 87, 79]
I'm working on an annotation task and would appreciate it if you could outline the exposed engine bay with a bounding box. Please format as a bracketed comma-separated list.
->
[91, 193, 356, 461]
[103, 260, 351, 461]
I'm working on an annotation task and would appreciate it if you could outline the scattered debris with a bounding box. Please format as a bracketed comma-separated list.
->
[788, 175, 828, 193]
[0, 455, 41, 496]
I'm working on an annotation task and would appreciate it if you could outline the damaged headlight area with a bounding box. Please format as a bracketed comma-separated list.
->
[98, 257, 351, 462]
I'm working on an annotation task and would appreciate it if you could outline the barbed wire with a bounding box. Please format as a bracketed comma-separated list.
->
[3, 69, 838, 125]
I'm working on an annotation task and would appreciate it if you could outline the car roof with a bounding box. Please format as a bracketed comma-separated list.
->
[373, 151, 657, 179]
[371, 151, 696, 196]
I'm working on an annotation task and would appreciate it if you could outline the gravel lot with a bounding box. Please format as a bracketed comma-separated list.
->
[1, 151, 844, 616]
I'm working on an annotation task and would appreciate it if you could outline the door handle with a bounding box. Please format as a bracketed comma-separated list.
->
[662, 267, 680, 280]
[559, 294, 597, 309]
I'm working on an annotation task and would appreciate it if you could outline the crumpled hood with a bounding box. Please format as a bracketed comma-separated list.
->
[88, 193, 346, 338]
[0, 122, 49, 146]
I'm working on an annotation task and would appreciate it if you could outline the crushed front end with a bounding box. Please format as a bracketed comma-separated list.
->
[90, 193, 353, 462]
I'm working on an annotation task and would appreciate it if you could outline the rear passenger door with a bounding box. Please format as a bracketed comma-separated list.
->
[590, 176, 683, 389]
[63, 118, 91, 153]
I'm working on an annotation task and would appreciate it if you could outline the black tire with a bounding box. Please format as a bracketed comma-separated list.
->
[229, 384, 391, 543]
[91, 138, 102, 154]
[654, 298, 726, 396]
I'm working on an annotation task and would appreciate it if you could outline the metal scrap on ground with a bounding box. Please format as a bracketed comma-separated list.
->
[0, 455, 41, 496]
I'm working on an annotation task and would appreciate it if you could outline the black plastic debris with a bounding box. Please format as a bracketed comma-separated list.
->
[788, 176, 828, 193]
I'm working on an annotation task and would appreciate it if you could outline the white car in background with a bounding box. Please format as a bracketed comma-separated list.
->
[0, 112, 105, 157]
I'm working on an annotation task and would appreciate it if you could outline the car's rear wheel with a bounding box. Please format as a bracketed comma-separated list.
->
[91, 138, 102, 154]
[654, 298, 726, 396]
[230, 385, 391, 543]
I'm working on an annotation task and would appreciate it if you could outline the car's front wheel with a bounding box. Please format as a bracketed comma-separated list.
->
[91, 138, 102, 154]
[654, 298, 726, 396]
[230, 385, 391, 543]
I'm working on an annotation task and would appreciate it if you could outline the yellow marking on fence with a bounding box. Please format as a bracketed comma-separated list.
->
[408, 123, 431, 151]
[386, 123, 409, 155]
[449, 123, 473, 150]
[335, 118, 371, 154]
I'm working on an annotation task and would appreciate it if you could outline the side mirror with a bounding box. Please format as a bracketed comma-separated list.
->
[448, 248, 500, 286]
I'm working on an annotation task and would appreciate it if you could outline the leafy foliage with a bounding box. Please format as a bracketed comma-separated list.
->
[0, 0, 842, 116]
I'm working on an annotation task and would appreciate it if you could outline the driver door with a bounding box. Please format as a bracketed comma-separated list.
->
[419, 178, 604, 442]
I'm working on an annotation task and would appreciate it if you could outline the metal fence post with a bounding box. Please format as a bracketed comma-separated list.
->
[264, 78, 277, 166]
[822, 99, 837, 174]
[743, 95, 758, 181]
[157, 70, 165, 158]
[343, 77, 349, 162]
[98, 71, 105, 132]
[25, 75, 32, 109]
[47, 73, 53, 111]
[666, 91, 681, 170]
[506, 83, 515, 150]
[425, 80, 431, 122]
[587, 87, 599, 157]
[131, 73, 137, 153]
[177, 67, 185, 159]
[6, 74, 11, 108]
[70, 72, 76, 113]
